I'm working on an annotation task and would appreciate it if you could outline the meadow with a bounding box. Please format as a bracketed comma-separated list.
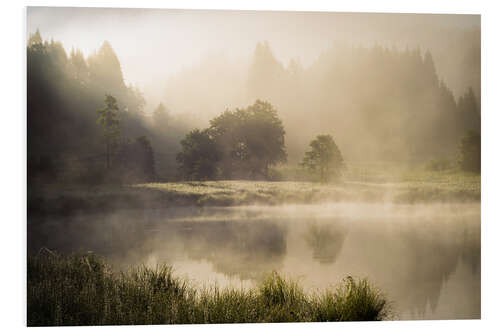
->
[27, 252, 389, 326]
[28, 163, 480, 216]
[27, 163, 480, 324]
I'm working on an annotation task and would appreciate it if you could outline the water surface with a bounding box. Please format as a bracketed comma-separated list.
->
[28, 203, 480, 320]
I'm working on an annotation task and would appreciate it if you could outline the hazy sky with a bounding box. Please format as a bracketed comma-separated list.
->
[27, 7, 480, 104]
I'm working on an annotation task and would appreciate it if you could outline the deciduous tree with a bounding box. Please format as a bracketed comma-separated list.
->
[301, 134, 344, 182]
[176, 129, 220, 180]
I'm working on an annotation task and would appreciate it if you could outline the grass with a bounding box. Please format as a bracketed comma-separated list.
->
[28, 163, 480, 216]
[27, 252, 390, 326]
[133, 170, 479, 206]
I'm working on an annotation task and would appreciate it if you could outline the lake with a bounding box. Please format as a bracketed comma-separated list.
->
[28, 202, 480, 320]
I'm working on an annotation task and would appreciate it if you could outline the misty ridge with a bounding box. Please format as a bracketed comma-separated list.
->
[27, 21, 480, 183]
[166, 39, 480, 164]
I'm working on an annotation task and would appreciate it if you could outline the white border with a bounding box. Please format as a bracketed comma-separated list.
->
[2, 1, 499, 332]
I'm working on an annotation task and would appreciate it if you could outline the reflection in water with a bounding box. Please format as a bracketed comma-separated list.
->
[303, 220, 347, 264]
[393, 223, 465, 318]
[27, 203, 480, 320]
[28, 210, 288, 281]
[177, 221, 287, 280]
[460, 226, 481, 275]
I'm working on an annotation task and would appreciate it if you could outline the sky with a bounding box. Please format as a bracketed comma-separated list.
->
[27, 7, 480, 106]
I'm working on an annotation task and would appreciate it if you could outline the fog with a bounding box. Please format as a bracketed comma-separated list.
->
[26, 8, 481, 322]
[27, 8, 479, 105]
[28, 203, 480, 320]
[27, 8, 481, 172]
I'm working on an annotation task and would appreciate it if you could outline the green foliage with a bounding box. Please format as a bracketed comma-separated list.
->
[177, 129, 220, 180]
[97, 95, 121, 169]
[208, 100, 287, 179]
[177, 100, 286, 180]
[458, 130, 481, 173]
[27, 253, 389, 325]
[301, 134, 345, 182]
[27, 32, 152, 184]
[313, 277, 389, 322]
[258, 271, 306, 308]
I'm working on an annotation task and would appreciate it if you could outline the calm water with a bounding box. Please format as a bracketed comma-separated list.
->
[28, 203, 480, 320]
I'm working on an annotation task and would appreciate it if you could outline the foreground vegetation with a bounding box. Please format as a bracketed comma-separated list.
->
[28, 252, 389, 326]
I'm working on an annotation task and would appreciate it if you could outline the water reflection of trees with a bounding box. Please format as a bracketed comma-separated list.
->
[389, 218, 480, 318]
[304, 215, 481, 319]
[178, 220, 287, 281]
[460, 226, 480, 275]
[28, 212, 288, 282]
[303, 221, 347, 264]
[28, 208, 480, 319]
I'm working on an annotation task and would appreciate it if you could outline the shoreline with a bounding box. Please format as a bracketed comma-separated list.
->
[27, 179, 481, 217]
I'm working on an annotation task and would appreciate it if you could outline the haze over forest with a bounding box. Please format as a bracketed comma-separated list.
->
[27, 7, 480, 181]
[27, 8, 482, 324]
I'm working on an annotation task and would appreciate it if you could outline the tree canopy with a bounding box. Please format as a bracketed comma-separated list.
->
[176, 100, 286, 180]
[176, 129, 220, 180]
[209, 100, 287, 179]
[27, 31, 183, 184]
[301, 135, 345, 182]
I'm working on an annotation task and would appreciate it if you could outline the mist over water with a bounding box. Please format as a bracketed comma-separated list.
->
[26, 7, 481, 323]
[28, 203, 480, 320]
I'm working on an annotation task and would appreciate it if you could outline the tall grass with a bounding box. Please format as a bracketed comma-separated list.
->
[27, 253, 390, 326]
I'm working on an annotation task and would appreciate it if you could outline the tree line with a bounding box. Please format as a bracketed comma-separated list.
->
[27, 30, 187, 184]
[166, 41, 481, 163]
[176, 99, 479, 181]
[27, 30, 480, 186]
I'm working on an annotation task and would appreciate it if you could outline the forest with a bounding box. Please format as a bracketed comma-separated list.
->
[27, 29, 480, 186]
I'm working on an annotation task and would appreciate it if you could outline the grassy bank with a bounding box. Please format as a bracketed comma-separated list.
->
[28, 165, 480, 216]
[27, 253, 389, 326]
